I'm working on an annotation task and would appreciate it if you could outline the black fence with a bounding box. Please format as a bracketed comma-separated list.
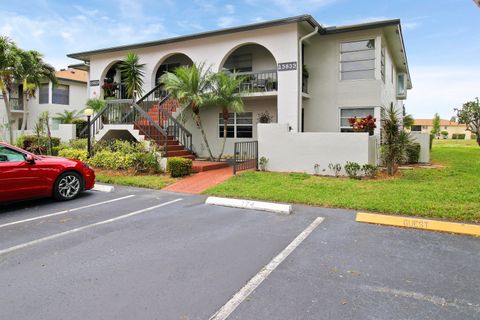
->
[233, 141, 258, 175]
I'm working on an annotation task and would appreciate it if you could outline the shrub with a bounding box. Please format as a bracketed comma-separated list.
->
[471, 134, 477, 140]
[133, 152, 160, 173]
[452, 133, 466, 140]
[362, 164, 378, 178]
[72, 119, 87, 138]
[440, 130, 449, 138]
[58, 148, 88, 162]
[16, 135, 61, 155]
[406, 142, 421, 163]
[68, 138, 88, 149]
[344, 161, 361, 179]
[328, 163, 342, 177]
[88, 151, 136, 170]
[167, 157, 192, 177]
[259, 156, 269, 171]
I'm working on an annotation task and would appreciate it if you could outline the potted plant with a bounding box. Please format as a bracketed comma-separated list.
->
[257, 111, 273, 124]
[348, 114, 377, 135]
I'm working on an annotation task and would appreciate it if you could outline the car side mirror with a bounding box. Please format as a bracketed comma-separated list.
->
[25, 154, 35, 164]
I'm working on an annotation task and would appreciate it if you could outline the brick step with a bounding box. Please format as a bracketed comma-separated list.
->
[167, 145, 185, 151]
[191, 161, 229, 173]
[166, 150, 192, 157]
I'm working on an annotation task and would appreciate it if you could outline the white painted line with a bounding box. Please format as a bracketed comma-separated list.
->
[93, 184, 115, 192]
[209, 217, 324, 320]
[206, 196, 292, 215]
[0, 195, 136, 229]
[0, 198, 182, 256]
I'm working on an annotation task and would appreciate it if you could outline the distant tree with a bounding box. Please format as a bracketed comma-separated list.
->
[403, 114, 414, 129]
[431, 113, 441, 137]
[0, 36, 17, 143]
[455, 97, 480, 146]
[450, 116, 457, 123]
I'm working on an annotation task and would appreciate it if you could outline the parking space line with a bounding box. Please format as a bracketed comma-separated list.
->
[209, 217, 325, 320]
[0, 198, 182, 256]
[0, 195, 135, 229]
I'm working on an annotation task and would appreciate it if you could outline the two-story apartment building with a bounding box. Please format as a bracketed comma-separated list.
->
[67, 15, 412, 174]
[0, 68, 88, 141]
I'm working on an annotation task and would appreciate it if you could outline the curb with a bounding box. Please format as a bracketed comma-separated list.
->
[205, 197, 292, 215]
[356, 212, 480, 237]
[92, 184, 115, 193]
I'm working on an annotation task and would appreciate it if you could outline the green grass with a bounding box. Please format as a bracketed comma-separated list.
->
[95, 171, 177, 190]
[205, 139, 480, 223]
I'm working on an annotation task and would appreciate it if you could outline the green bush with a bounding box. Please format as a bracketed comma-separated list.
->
[68, 138, 88, 149]
[362, 164, 378, 178]
[167, 157, 192, 177]
[440, 130, 449, 138]
[453, 133, 466, 139]
[72, 119, 87, 138]
[133, 152, 160, 173]
[406, 143, 421, 163]
[471, 134, 477, 140]
[58, 148, 88, 162]
[88, 151, 136, 170]
[344, 161, 361, 179]
[16, 135, 61, 155]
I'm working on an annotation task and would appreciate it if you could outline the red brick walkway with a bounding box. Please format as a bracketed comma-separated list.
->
[162, 166, 234, 194]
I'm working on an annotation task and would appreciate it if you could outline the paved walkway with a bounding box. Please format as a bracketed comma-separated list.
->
[162, 166, 234, 194]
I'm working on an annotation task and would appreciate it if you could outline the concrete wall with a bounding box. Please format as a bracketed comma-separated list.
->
[10, 124, 76, 143]
[410, 132, 431, 163]
[258, 123, 375, 175]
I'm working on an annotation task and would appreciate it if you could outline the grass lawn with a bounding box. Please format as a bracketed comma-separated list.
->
[95, 169, 177, 190]
[205, 139, 480, 223]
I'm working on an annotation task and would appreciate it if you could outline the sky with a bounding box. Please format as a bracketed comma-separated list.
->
[0, 0, 479, 119]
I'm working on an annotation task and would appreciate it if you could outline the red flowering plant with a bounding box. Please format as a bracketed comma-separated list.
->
[101, 81, 117, 98]
[348, 114, 377, 134]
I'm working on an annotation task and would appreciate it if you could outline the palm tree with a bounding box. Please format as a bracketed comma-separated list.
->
[403, 113, 414, 129]
[381, 105, 411, 175]
[85, 98, 106, 113]
[14, 49, 56, 135]
[120, 52, 145, 99]
[160, 63, 215, 160]
[0, 36, 18, 143]
[209, 71, 245, 161]
[54, 109, 82, 124]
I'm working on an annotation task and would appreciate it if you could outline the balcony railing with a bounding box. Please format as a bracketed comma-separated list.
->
[236, 70, 277, 94]
[103, 82, 129, 99]
[9, 98, 23, 111]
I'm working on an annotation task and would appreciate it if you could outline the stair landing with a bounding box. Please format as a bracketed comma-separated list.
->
[192, 160, 229, 173]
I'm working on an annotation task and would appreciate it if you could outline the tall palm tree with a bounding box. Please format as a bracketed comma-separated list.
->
[209, 71, 245, 161]
[54, 109, 82, 124]
[0, 36, 18, 143]
[120, 52, 145, 99]
[14, 49, 56, 135]
[160, 63, 215, 160]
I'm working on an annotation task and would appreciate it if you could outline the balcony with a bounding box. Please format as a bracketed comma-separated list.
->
[236, 70, 277, 96]
[9, 98, 24, 112]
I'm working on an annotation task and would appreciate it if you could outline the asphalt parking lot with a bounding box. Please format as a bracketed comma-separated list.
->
[0, 186, 479, 320]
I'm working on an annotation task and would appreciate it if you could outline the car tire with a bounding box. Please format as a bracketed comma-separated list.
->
[54, 171, 83, 201]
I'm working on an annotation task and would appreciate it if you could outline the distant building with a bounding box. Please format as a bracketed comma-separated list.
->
[411, 119, 471, 139]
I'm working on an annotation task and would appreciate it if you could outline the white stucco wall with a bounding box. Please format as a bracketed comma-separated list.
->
[410, 132, 431, 163]
[258, 123, 375, 175]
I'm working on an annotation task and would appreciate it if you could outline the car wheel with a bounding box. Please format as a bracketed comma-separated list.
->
[54, 172, 83, 201]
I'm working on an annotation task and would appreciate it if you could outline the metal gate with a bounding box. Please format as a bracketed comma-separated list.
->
[233, 141, 258, 175]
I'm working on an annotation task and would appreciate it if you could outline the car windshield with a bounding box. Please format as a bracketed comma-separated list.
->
[0, 146, 26, 162]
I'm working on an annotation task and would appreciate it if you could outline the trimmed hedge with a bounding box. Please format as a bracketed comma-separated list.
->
[452, 133, 466, 140]
[167, 157, 192, 177]
[406, 142, 421, 163]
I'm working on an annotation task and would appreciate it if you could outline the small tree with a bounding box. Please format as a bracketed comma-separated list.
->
[120, 52, 145, 99]
[455, 97, 480, 146]
[431, 113, 441, 138]
[54, 110, 81, 124]
[85, 98, 107, 113]
[403, 114, 414, 129]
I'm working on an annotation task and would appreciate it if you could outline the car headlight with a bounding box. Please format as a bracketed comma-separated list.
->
[81, 163, 93, 170]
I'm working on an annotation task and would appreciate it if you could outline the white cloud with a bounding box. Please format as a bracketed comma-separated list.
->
[218, 16, 235, 28]
[403, 21, 419, 30]
[407, 65, 480, 119]
[252, 17, 266, 23]
[225, 4, 235, 14]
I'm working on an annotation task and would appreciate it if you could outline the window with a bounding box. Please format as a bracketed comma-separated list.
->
[0, 146, 26, 162]
[381, 47, 385, 82]
[411, 125, 422, 132]
[52, 84, 69, 105]
[218, 112, 253, 138]
[17, 118, 24, 130]
[397, 73, 407, 98]
[340, 39, 375, 80]
[340, 107, 375, 132]
[224, 54, 252, 73]
[39, 84, 49, 104]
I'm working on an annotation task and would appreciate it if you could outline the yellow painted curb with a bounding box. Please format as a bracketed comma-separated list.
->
[356, 212, 480, 237]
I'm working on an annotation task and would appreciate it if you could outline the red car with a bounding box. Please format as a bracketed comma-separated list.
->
[0, 142, 95, 202]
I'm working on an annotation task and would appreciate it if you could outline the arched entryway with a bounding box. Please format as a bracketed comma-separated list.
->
[101, 61, 129, 99]
[153, 53, 194, 87]
[219, 43, 277, 93]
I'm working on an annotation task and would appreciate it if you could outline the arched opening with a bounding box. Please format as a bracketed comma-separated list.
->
[153, 53, 193, 86]
[220, 43, 277, 93]
[101, 61, 128, 99]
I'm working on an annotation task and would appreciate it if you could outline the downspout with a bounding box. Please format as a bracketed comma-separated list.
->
[298, 26, 318, 132]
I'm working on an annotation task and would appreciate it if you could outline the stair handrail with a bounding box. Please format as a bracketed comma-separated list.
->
[157, 107, 193, 153]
